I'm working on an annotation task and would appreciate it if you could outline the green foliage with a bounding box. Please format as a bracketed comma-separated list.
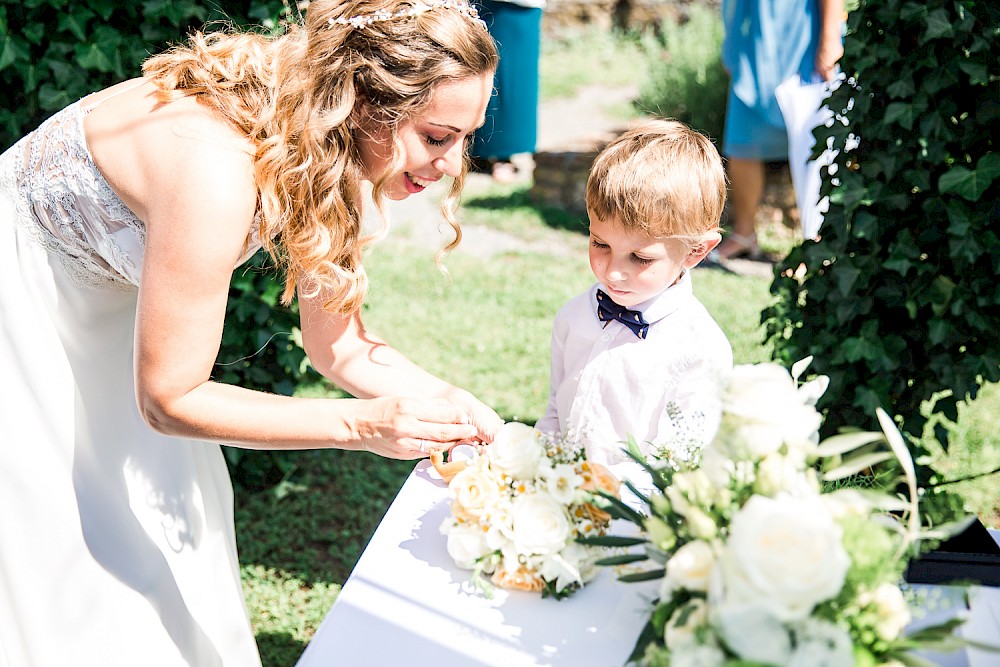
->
[0, 0, 293, 150]
[636, 4, 728, 143]
[763, 0, 999, 518]
[0, 0, 313, 490]
[217, 251, 321, 491]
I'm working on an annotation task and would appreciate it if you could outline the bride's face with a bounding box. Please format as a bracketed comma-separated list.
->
[356, 72, 493, 200]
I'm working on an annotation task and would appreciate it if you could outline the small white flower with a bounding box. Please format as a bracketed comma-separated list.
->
[860, 582, 911, 641]
[541, 463, 583, 504]
[788, 618, 854, 667]
[664, 598, 709, 649]
[669, 641, 727, 667]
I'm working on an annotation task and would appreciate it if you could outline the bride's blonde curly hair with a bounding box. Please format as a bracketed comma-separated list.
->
[142, 0, 498, 313]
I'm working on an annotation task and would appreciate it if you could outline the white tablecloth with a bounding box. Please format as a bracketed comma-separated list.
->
[296, 460, 660, 666]
[297, 461, 1000, 666]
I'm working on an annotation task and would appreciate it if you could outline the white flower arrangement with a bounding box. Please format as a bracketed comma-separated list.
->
[592, 359, 983, 667]
[435, 422, 620, 599]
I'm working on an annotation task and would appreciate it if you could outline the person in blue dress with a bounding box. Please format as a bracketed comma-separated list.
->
[470, 0, 545, 182]
[713, 0, 844, 260]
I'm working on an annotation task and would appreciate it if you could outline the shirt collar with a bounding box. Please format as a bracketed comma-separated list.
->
[591, 271, 693, 325]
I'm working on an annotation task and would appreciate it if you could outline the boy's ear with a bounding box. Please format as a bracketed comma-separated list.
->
[684, 232, 722, 268]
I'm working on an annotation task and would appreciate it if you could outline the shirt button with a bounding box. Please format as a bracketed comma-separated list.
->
[600, 333, 611, 342]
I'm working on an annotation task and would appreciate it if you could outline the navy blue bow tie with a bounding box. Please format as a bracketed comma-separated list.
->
[596, 289, 649, 339]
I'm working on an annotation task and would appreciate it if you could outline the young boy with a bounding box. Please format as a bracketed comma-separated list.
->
[535, 119, 733, 482]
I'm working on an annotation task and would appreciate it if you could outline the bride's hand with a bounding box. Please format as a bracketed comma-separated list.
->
[441, 388, 504, 444]
[352, 396, 479, 459]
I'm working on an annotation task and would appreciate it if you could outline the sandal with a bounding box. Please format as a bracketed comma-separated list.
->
[709, 232, 763, 262]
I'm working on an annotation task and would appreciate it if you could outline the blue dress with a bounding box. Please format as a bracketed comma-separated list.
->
[721, 0, 821, 161]
[471, 0, 542, 162]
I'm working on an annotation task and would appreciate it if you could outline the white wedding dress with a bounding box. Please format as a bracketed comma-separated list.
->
[0, 91, 263, 665]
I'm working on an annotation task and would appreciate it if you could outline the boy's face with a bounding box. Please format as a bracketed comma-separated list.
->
[588, 215, 716, 308]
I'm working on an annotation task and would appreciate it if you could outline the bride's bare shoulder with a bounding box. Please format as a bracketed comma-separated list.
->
[85, 77, 257, 222]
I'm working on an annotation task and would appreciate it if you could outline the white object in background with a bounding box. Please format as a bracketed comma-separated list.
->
[775, 73, 841, 241]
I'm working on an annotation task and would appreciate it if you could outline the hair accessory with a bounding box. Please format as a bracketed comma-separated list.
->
[329, 0, 487, 30]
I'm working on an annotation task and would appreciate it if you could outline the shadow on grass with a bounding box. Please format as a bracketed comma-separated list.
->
[463, 186, 589, 236]
[255, 631, 306, 667]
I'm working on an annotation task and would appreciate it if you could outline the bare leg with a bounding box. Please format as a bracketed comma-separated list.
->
[717, 157, 764, 259]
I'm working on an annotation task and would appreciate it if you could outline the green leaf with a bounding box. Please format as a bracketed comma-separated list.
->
[58, 7, 96, 42]
[884, 102, 916, 130]
[595, 553, 649, 566]
[75, 43, 114, 72]
[0, 34, 29, 71]
[977, 152, 1000, 180]
[617, 569, 666, 583]
[37, 83, 73, 111]
[576, 535, 648, 547]
[938, 165, 990, 201]
[920, 8, 954, 44]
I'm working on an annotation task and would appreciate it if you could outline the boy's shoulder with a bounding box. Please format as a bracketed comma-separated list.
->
[554, 283, 599, 320]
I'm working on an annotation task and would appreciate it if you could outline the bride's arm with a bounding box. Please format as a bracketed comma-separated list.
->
[129, 106, 477, 458]
[299, 288, 502, 442]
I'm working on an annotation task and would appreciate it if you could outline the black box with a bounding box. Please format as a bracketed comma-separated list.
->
[904, 518, 1000, 587]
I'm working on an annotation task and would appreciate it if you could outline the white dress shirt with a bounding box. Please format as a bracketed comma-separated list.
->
[535, 272, 733, 488]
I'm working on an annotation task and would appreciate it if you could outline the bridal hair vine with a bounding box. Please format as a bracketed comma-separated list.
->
[329, 0, 487, 30]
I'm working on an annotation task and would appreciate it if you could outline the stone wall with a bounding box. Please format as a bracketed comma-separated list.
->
[531, 139, 800, 234]
[541, 0, 720, 35]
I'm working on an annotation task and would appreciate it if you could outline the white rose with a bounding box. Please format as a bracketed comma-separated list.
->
[449, 462, 502, 521]
[445, 522, 492, 569]
[860, 583, 911, 641]
[510, 491, 571, 556]
[487, 422, 544, 479]
[712, 494, 850, 622]
[711, 602, 791, 665]
[788, 618, 854, 667]
[717, 364, 822, 460]
[664, 598, 709, 649]
[663, 540, 716, 594]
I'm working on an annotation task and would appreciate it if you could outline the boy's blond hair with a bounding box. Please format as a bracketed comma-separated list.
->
[586, 119, 727, 244]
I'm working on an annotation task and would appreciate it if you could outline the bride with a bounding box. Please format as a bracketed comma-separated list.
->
[0, 0, 501, 663]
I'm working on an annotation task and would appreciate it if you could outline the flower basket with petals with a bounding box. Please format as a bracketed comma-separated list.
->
[583, 359, 993, 667]
[436, 421, 622, 600]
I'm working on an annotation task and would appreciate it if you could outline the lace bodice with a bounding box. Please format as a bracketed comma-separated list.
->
[0, 99, 262, 290]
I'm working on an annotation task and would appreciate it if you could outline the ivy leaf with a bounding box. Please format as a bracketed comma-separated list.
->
[938, 154, 997, 201]
[75, 42, 115, 73]
[884, 102, 915, 130]
[920, 8, 954, 44]
[0, 34, 30, 71]
[37, 82, 73, 111]
[58, 7, 96, 42]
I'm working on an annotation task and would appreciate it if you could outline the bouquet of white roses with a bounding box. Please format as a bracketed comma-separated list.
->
[435, 421, 620, 599]
[591, 359, 974, 667]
